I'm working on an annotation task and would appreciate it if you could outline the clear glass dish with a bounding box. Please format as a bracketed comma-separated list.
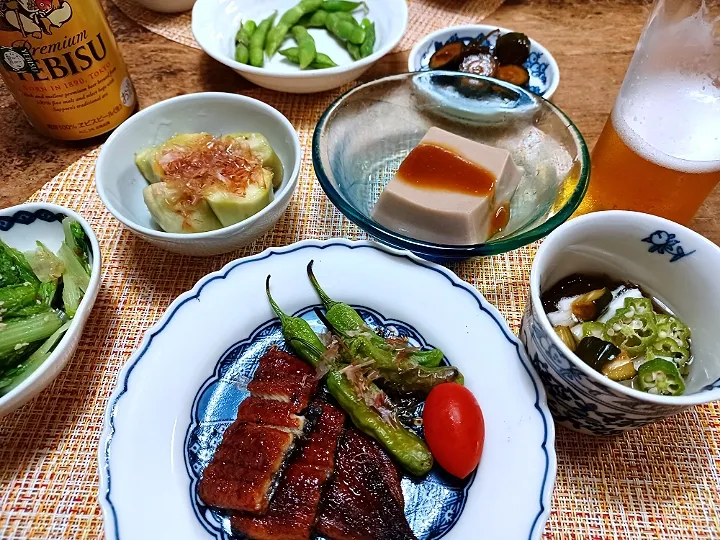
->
[312, 71, 590, 261]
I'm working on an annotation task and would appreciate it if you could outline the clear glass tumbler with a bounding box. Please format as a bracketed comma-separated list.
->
[577, 0, 720, 224]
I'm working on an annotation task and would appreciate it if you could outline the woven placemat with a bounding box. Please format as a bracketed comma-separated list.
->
[2, 87, 720, 539]
[109, 0, 505, 53]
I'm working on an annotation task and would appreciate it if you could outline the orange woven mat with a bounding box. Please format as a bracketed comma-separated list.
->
[1, 86, 720, 539]
[109, 0, 505, 53]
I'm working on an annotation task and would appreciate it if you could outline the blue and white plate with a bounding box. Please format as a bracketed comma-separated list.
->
[408, 25, 560, 98]
[98, 239, 556, 539]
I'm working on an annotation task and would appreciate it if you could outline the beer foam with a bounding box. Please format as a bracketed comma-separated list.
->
[613, 72, 720, 174]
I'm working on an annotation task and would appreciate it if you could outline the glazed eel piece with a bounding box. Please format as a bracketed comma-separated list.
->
[231, 401, 346, 539]
[198, 347, 318, 514]
[317, 428, 417, 540]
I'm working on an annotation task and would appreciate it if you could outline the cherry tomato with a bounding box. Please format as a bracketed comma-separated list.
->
[423, 383, 484, 479]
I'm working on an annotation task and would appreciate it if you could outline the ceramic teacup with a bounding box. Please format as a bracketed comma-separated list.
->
[520, 210, 720, 435]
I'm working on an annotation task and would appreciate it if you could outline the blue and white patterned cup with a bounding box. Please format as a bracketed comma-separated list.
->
[520, 211, 720, 435]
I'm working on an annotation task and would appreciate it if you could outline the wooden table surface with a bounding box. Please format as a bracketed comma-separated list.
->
[1, 0, 718, 244]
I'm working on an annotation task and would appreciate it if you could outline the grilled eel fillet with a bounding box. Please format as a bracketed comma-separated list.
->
[198, 347, 318, 514]
[231, 401, 346, 539]
[317, 428, 417, 540]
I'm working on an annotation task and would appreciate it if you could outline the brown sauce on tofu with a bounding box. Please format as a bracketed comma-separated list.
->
[396, 143, 496, 196]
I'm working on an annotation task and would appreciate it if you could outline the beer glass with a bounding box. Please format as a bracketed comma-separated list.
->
[577, 0, 720, 224]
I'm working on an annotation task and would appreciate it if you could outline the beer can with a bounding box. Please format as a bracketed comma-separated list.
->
[0, 0, 137, 140]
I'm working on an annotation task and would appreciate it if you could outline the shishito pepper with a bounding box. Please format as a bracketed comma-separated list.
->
[266, 279, 434, 476]
[635, 358, 685, 396]
[326, 370, 433, 476]
[307, 260, 446, 368]
[603, 300, 658, 355]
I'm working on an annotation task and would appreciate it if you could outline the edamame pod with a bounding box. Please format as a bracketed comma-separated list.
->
[279, 47, 337, 69]
[301, 9, 328, 27]
[322, 0, 366, 12]
[360, 18, 375, 57]
[325, 12, 365, 44]
[290, 25, 317, 69]
[234, 20, 256, 64]
[250, 12, 277, 67]
[346, 41, 361, 60]
[265, 0, 323, 57]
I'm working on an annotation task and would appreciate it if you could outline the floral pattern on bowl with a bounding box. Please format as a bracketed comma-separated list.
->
[408, 25, 560, 98]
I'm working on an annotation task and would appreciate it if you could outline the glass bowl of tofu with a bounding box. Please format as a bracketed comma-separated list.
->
[312, 71, 590, 261]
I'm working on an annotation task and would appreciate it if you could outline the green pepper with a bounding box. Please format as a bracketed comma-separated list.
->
[307, 260, 445, 368]
[604, 306, 658, 355]
[657, 315, 691, 348]
[317, 312, 461, 394]
[646, 337, 690, 373]
[266, 276, 326, 367]
[635, 358, 685, 396]
[266, 282, 434, 476]
[326, 370, 433, 476]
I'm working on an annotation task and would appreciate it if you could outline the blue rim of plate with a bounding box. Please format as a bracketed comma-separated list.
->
[311, 72, 590, 260]
[99, 240, 556, 540]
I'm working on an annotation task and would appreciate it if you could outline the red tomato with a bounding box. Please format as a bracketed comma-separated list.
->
[423, 383, 484, 479]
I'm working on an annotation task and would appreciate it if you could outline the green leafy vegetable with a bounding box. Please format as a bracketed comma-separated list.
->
[26, 241, 65, 282]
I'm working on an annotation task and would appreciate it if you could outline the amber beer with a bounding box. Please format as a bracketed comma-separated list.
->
[575, 0, 720, 225]
[578, 107, 720, 225]
[0, 0, 136, 140]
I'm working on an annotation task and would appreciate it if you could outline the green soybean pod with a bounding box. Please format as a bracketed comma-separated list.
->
[334, 11, 360, 24]
[265, 0, 324, 57]
[322, 0, 366, 12]
[291, 25, 317, 69]
[279, 47, 338, 69]
[325, 12, 365, 44]
[301, 9, 328, 27]
[360, 18, 375, 57]
[234, 20, 257, 64]
[250, 11, 277, 67]
[346, 41, 361, 61]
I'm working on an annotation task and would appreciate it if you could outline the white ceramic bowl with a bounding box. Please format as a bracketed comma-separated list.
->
[408, 24, 560, 99]
[0, 202, 102, 417]
[191, 0, 408, 93]
[99, 239, 555, 539]
[520, 211, 720, 435]
[95, 92, 301, 257]
[130, 0, 196, 13]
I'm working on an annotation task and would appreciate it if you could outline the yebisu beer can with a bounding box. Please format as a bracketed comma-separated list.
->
[0, 0, 136, 140]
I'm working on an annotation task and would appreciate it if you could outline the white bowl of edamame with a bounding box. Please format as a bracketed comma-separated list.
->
[191, 0, 408, 93]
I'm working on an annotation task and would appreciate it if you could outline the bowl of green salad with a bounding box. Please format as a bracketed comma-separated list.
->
[0, 202, 101, 417]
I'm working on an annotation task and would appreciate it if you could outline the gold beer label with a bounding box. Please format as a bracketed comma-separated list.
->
[0, 0, 136, 140]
